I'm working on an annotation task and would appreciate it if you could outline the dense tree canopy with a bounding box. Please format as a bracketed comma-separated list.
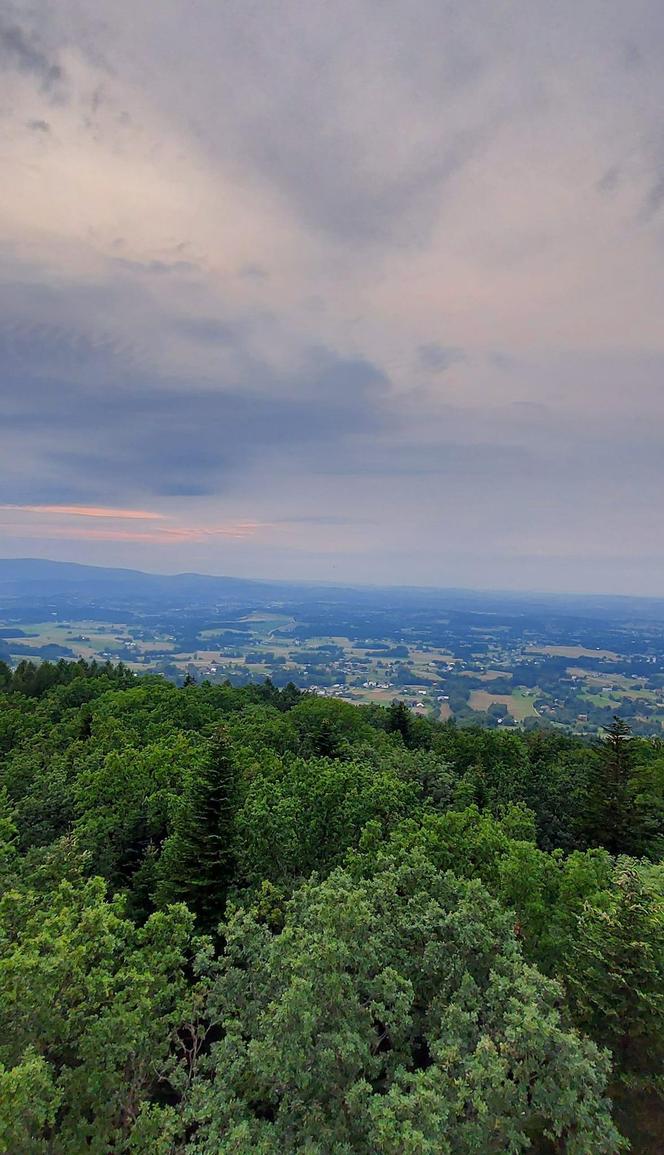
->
[190, 857, 620, 1154]
[0, 661, 662, 1152]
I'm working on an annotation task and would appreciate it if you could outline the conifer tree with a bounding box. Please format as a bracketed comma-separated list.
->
[566, 860, 663, 1091]
[159, 726, 236, 926]
[279, 681, 301, 711]
[565, 859, 664, 1148]
[586, 716, 635, 853]
[387, 698, 414, 746]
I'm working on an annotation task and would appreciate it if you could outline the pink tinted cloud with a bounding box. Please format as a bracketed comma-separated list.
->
[0, 521, 264, 543]
[0, 504, 167, 520]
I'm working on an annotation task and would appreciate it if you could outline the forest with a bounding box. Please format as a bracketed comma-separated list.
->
[0, 658, 662, 1154]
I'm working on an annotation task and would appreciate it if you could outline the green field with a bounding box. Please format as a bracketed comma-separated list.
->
[469, 688, 538, 721]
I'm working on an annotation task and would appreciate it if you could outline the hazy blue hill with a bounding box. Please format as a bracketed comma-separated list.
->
[0, 558, 288, 605]
[2, 557, 664, 622]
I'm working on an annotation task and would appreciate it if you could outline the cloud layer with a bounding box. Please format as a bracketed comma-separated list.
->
[1, 1, 664, 592]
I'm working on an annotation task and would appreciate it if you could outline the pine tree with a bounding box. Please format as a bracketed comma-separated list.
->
[387, 698, 414, 746]
[279, 681, 301, 711]
[159, 726, 236, 926]
[565, 859, 664, 1148]
[586, 716, 635, 853]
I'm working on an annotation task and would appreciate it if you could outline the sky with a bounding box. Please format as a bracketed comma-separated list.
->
[1, 1, 664, 594]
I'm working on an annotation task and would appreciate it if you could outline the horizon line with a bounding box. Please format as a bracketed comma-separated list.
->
[0, 554, 663, 605]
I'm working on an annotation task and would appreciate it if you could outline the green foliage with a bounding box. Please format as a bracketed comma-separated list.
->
[584, 717, 635, 853]
[387, 697, 416, 745]
[564, 859, 664, 1152]
[348, 806, 615, 976]
[158, 727, 236, 924]
[0, 1050, 61, 1155]
[3, 658, 135, 699]
[565, 859, 664, 1093]
[626, 756, 664, 859]
[234, 752, 421, 887]
[72, 732, 202, 889]
[0, 874, 208, 1153]
[188, 855, 622, 1154]
[0, 789, 18, 883]
[1, 666, 662, 1150]
[290, 694, 379, 754]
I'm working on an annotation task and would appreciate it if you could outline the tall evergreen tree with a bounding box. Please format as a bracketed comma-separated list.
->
[278, 681, 301, 711]
[586, 716, 635, 853]
[387, 698, 414, 747]
[158, 726, 236, 926]
[565, 859, 664, 1150]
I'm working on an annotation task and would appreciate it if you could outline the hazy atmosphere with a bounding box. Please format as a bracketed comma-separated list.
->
[2, 0, 663, 592]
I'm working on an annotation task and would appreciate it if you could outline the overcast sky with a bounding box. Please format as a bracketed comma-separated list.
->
[1, 1, 663, 593]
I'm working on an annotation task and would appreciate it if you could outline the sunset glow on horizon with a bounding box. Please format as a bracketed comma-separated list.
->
[0, 505, 168, 520]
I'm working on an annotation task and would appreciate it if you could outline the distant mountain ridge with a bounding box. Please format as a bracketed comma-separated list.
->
[1, 557, 664, 619]
[0, 557, 305, 607]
